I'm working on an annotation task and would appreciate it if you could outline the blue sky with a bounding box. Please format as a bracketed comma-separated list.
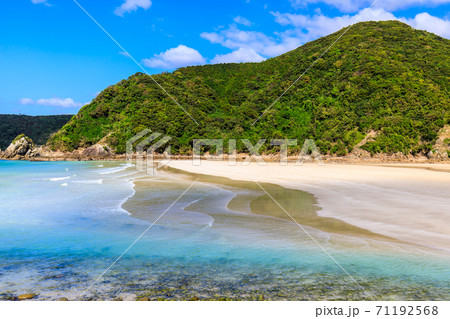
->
[1, 0, 449, 115]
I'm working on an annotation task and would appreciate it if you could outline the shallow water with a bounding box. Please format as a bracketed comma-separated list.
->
[0, 160, 449, 300]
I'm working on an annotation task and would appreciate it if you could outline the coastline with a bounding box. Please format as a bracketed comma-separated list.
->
[1, 142, 450, 164]
[164, 160, 450, 254]
[2, 153, 450, 164]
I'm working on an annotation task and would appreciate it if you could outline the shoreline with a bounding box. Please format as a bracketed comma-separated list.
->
[160, 166, 398, 243]
[164, 160, 450, 254]
[4, 156, 450, 165]
[1, 150, 450, 164]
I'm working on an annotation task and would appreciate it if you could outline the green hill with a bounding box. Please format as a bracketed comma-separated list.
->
[0, 114, 72, 150]
[49, 21, 450, 156]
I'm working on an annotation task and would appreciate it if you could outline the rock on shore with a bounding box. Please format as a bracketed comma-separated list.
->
[2, 134, 35, 158]
[0, 131, 448, 163]
[81, 144, 112, 158]
[0, 133, 120, 161]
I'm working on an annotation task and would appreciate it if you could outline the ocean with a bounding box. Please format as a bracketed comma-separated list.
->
[0, 160, 448, 300]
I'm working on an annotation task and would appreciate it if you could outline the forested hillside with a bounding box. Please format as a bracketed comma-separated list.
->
[49, 21, 450, 156]
[0, 114, 72, 149]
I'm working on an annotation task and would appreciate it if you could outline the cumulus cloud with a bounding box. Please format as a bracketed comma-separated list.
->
[211, 48, 265, 64]
[201, 32, 223, 43]
[202, 7, 449, 64]
[201, 25, 302, 61]
[142, 45, 207, 69]
[114, 0, 152, 17]
[273, 8, 450, 40]
[20, 98, 84, 108]
[272, 8, 396, 42]
[289, 0, 450, 13]
[233, 16, 253, 26]
[404, 12, 450, 38]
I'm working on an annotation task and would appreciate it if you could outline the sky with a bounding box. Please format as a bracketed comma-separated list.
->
[0, 0, 449, 115]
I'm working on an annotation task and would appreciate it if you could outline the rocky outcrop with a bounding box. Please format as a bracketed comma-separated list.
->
[427, 150, 449, 160]
[0, 134, 72, 160]
[427, 125, 450, 161]
[0, 136, 119, 161]
[81, 144, 112, 158]
[349, 130, 377, 159]
[2, 134, 35, 158]
[26, 146, 56, 158]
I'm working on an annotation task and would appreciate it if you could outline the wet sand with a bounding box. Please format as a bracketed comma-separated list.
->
[165, 161, 450, 253]
[159, 166, 396, 243]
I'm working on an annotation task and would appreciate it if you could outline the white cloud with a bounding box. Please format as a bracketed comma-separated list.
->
[201, 25, 302, 60]
[200, 32, 223, 43]
[290, 0, 450, 13]
[20, 98, 34, 105]
[37, 98, 83, 108]
[404, 12, 450, 38]
[273, 8, 450, 40]
[20, 98, 83, 108]
[202, 7, 449, 65]
[211, 48, 265, 64]
[142, 45, 207, 69]
[31, 0, 52, 6]
[272, 8, 396, 42]
[233, 16, 253, 26]
[114, 0, 152, 17]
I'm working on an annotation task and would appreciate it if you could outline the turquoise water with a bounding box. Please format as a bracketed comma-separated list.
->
[0, 160, 449, 300]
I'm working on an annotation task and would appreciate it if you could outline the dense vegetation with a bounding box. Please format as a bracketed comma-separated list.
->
[49, 21, 450, 156]
[0, 115, 72, 150]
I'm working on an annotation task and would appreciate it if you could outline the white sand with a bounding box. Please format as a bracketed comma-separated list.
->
[166, 160, 450, 253]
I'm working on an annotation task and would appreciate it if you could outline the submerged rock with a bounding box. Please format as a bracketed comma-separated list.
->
[58, 297, 69, 301]
[3, 134, 35, 158]
[18, 293, 36, 300]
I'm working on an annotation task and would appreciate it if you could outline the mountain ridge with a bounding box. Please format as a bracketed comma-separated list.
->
[48, 21, 450, 158]
[0, 114, 72, 150]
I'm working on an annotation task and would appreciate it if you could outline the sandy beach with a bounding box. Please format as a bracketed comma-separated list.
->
[165, 160, 450, 253]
